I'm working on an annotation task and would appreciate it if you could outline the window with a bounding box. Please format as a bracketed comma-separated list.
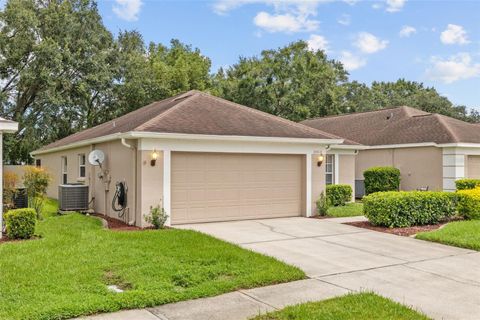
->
[325, 154, 335, 185]
[35, 159, 41, 168]
[78, 154, 86, 179]
[61, 156, 67, 184]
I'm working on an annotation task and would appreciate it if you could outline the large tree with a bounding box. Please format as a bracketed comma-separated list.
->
[214, 41, 349, 121]
[0, 0, 117, 163]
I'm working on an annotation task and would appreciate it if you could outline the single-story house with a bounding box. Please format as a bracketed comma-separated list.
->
[302, 106, 480, 195]
[0, 117, 19, 239]
[32, 90, 360, 227]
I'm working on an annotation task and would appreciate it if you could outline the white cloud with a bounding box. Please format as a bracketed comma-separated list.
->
[426, 53, 480, 83]
[372, 2, 382, 10]
[399, 25, 416, 38]
[307, 34, 329, 52]
[339, 51, 367, 71]
[214, 0, 331, 34]
[354, 32, 388, 54]
[440, 24, 470, 45]
[337, 14, 351, 26]
[112, 0, 142, 21]
[254, 11, 318, 33]
[343, 0, 358, 5]
[386, 0, 406, 12]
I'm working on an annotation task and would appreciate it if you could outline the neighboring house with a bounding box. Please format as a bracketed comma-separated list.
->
[31, 90, 357, 227]
[302, 106, 480, 195]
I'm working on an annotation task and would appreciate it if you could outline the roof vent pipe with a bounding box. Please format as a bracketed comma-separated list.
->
[387, 112, 394, 120]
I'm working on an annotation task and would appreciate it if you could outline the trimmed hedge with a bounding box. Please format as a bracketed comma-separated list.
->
[363, 167, 401, 195]
[457, 188, 480, 219]
[326, 184, 352, 206]
[363, 191, 456, 228]
[455, 179, 480, 190]
[4, 208, 36, 239]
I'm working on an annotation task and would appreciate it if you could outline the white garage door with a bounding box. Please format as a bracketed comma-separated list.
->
[171, 152, 304, 224]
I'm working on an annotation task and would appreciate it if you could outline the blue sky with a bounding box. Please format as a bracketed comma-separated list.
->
[98, 1, 480, 110]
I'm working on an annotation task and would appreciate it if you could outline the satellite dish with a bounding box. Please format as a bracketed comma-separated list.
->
[88, 150, 105, 166]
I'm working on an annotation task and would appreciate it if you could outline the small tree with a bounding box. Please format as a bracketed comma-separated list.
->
[23, 166, 51, 219]
[316, 192, 330, 216]
[3, 172, 19, 211]
[145, 205, 168, 229]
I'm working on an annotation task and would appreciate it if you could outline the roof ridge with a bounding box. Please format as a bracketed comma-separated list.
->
[434, 113, 460, 143]
[194, 91, 344, 140]
[303, 106, 429, 122]
[134, 92, 198, 131]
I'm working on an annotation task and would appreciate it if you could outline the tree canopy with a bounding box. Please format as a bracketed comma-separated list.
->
[0, 0, 478, 163]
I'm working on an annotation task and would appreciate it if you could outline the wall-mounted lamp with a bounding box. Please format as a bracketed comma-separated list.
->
[151, 149, 159, 167]
[317, 154, 325, 167]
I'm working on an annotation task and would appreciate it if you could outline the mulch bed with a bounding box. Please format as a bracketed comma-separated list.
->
[0, 232, 40, 244]
[344, 219, 460, 237]
[91, 213, 142, 231]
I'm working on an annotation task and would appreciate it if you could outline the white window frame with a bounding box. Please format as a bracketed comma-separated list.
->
[61, 156, 68, 184]
[78, 154, 86, 180]
[325, 154, 335, 185]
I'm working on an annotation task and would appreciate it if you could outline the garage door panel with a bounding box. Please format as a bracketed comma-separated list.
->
[468, 156, 480, 179]
[171, 152, 303, 224]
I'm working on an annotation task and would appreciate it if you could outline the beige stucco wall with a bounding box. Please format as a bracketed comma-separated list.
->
[35, 140, 139, 224]
[137, 150, 163, 227]
[3, 165, 27, 188]
[35, 146, 92, 198]
[355, 146, 443, 191]
[338, 154, 356, 201]
[311, 153, 326, 215]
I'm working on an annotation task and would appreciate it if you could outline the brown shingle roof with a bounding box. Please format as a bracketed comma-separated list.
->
[38, 90, 345, 152]
[301, 106, 480, 146]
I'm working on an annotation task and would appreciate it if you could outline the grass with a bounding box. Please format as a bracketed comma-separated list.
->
[252, 292, 429, 320]
[327, 202, 364, 218]
[0, 210, 304, 319]
[42, 197, 59, 218]
[416, 220, 480, 251]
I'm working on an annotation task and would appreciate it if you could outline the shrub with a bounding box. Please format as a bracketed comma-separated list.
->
[4, 208, 36, 239]
[363, 167, 401, 195]
[3, 172, 19, 210]
[326, 184, 352, 206]
[145, 205, 169, 229]
[23, 166, 51, 219]
[455, 179, 480, 190]
[457, 188, 480, 220]
[363, 191, 456, 228]
[316, 192, 329, 216]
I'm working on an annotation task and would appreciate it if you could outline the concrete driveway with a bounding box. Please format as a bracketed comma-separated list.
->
[177, 217, 480, 320]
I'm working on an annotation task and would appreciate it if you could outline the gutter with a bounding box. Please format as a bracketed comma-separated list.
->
[31, 132, 344, 156]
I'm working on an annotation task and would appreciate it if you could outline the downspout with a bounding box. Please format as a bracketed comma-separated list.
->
[121, 138, 137, 226]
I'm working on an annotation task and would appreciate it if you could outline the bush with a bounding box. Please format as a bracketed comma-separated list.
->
[3, 171, 19, 210]
[145, 205, 169, 229]
[457, 188, 480, 219]
[363, 167, 401, 195]
[455, 179, 480, 190]
[23, 166, 51, 219]
[326, 184, 352, 206]
[316, 192, 329, 216]
[4, 208, 36, 239]
[363, 191, 457, 228]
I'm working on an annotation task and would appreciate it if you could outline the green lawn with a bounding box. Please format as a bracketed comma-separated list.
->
[252, 293, 429, 320]
[0, 213, 304, 320]
[327, 202, 364, 217]
[42, 197, 59, 218]
[416, 220, 480, 251]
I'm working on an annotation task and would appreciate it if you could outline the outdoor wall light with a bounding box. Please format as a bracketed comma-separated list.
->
[151, 150, 158, 167]
[317, 154, 324, 167]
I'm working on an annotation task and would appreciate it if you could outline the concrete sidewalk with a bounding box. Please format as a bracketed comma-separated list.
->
[80, 279, 348, 320]
[80, 217, 480, 320]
